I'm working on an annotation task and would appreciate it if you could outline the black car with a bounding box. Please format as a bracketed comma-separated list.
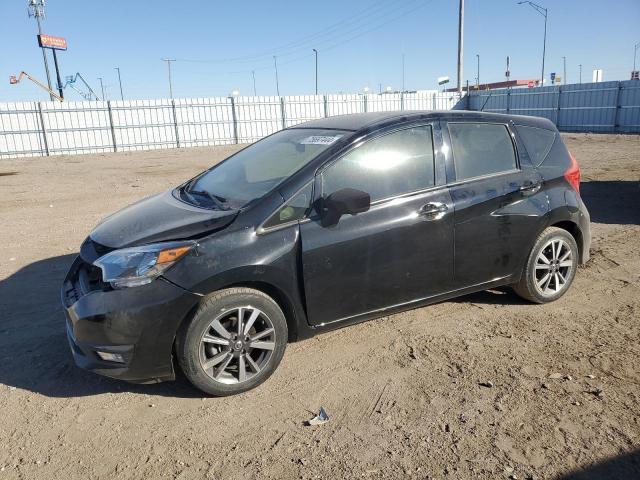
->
[61, 111, 590, 396]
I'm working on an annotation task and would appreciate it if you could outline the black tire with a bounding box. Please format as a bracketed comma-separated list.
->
[513, 227, 579, 304]
[176, 287, 288, 396]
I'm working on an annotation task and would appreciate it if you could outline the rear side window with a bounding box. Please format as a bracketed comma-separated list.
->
[322, 125, 435, 202]
[515, 125, 556, 166]
[448, 123, 517, 181]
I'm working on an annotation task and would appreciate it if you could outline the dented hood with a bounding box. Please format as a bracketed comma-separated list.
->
[90, 189, 238, 249]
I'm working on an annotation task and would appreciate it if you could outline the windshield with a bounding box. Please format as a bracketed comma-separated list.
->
[184, 128, 346, 208]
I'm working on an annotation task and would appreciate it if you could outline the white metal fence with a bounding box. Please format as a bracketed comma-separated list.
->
[0, 92, 462, 159]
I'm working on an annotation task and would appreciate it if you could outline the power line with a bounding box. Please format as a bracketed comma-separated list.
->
[176, 0, 424, 66]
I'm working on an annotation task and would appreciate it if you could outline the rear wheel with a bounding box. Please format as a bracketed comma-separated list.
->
[513, 227, 578, 303]
[176, 288, 288, 396]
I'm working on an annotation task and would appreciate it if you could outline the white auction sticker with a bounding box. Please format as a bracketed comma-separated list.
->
[299, 135, 342, 145]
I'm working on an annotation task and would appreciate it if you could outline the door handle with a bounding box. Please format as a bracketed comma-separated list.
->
[518, 181, 542, 195]
[418, 202, 448, 220]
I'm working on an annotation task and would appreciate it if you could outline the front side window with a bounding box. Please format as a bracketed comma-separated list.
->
[448, 123, 517, 181]
[185, 129, 345, 209]
[322, 125, 435, 202]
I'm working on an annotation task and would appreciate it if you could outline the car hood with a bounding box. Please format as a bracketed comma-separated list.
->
[90, 189, 238, 249]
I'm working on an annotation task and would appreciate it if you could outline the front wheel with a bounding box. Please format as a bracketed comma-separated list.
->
[513, 227, 579, 303]
[176, 288, 288, 396]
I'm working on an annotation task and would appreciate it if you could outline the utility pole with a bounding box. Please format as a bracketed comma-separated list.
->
[402, 53, 405, 92]
[312, 49, 318, 95]
[562, 56, 566, 84]
[28, 0, 54, 101]
[97, 77, 105, 100]
[518, 1, 547, 86]
[251, 70, 257, 96]
[456, 0, 464, 94]
[161, 58, 176, 98]
[114, 67, 123, 100]
[476, 54, 480, 87]
[273, 56, 280, 96]
[579, 64, 582, 84]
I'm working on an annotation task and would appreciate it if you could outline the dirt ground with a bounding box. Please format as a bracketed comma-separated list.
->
[0, 134, 639, 480]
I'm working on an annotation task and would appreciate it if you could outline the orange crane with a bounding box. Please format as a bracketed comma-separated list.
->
[9, 71, 64, 102]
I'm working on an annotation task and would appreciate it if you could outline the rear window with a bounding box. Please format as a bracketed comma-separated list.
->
[515, 125, 556, 166]
[448, 123, 517, 181]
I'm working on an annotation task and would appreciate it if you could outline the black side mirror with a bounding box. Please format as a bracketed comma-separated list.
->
[321, 188, 370, 226]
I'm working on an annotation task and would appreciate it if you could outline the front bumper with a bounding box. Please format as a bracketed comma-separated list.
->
[61, 256, 200, 383]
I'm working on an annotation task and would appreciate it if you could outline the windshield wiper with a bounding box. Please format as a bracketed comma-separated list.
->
[182, 182, 229, 210]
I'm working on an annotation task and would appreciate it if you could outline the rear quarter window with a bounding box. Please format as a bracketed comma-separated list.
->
[448, 123, 517, 181]
[515, 124, 556, 167]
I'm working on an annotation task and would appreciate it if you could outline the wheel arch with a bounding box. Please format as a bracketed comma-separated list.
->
[548, 220, 585, 263]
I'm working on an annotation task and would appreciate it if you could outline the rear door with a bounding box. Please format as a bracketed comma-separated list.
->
[299, 123, 455, 326]
[443, 121, 546, 287]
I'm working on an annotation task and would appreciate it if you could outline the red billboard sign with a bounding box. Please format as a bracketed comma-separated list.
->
[38, 34, 67, 50]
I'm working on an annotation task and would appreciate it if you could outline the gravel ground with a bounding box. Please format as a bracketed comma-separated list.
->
[0, 134, 639, 480]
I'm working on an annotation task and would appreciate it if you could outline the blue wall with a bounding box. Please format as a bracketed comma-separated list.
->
[465, 81, 640, 133]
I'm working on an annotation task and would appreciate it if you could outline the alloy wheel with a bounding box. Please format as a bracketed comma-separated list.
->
[199, 306, 276, 384]
[533, 238, 574, 296]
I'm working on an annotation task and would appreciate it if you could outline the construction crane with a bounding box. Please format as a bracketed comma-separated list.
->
[10, 71, 63, 101]
[63, 73, 101, 101]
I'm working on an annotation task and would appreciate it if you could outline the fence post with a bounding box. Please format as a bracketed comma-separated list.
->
[171, 99, 180, 148]
[37, 102, 49, 156]
[363, 94, 368, 113]
[323, 95, 328, 118]
[400, 92, 404, 111]
[555, 85, 562, 127]
[280, 97, 286, 130]
[432, 93, 437, 110]
[613, 81, 622, 133]
[106, 100, 117, 152]
[230, 96, 238, 144]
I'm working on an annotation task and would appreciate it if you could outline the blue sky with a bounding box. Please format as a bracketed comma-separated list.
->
[1, 0, 638, 102]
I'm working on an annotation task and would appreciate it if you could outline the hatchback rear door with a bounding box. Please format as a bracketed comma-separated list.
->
[299, 123, 455, 326]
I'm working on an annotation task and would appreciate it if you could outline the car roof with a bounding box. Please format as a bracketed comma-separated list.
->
[291, 110, 556, 132]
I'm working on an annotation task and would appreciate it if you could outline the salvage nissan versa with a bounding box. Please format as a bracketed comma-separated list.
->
[61, 111, 590, 396]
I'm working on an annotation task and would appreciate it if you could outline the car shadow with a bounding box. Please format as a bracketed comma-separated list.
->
[580, 180, 640, 225]
[557, 448, 640, 479]
[0, 254, 202, 398]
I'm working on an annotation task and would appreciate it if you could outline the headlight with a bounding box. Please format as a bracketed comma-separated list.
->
[94, 241, 196, 289]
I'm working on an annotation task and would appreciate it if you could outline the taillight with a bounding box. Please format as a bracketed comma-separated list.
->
[565, 152, 581, 194]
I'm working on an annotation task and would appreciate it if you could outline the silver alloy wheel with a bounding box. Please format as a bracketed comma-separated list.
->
[533, 237, 574, 296]
[199, 306, 276, 385]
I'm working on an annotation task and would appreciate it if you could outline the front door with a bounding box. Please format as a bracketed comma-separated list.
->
[299, 124, 454, 326]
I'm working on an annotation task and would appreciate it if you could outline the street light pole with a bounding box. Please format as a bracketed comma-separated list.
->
[251, 70, 257, 96]
[161, 59, 175, 99]
[476, 54, 480, 87]
[456, 0, 464, 94]
[114, 67, 123, 100]
[518, 1, 548, 86]
[273, 56, 280, 96]
[97, 77, 105, 100]
[312, 49, 318, 95]
[402, 53, 405, 92]
[634, 42, 640, 71]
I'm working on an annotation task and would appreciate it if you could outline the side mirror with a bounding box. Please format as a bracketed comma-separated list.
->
[324, 188, 371, 220]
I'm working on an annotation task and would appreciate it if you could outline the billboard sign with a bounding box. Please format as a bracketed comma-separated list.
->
[38, 34, 67, 50]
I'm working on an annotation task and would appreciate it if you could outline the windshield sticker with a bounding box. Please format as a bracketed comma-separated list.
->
[299, 135, 342, 145]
